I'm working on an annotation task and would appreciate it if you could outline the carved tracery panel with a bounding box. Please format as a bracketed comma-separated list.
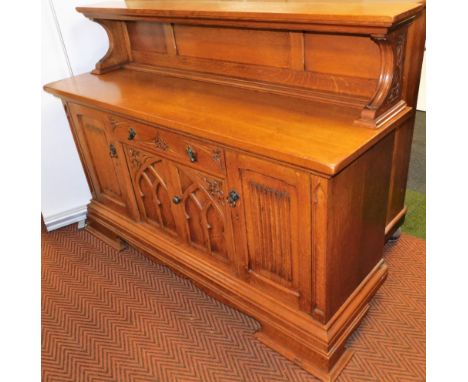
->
[126, 147, 178, 236]
[175, 165, 230, 261]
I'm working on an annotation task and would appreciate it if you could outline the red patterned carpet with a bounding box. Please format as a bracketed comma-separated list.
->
[42, 225, 425, 381]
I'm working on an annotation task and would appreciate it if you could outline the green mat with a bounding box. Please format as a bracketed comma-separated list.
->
[402, 189, 426, 239]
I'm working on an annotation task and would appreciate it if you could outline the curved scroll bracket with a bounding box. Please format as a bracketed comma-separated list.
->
[355, 27, 409, 128]
[90, 19, 132, 75]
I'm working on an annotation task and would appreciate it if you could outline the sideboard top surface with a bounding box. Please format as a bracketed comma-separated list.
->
[77, 0, 423, 27]
[45, 69, 406, 175]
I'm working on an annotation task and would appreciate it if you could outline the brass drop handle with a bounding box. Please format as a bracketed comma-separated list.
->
[186, 146, 197, 162]
[128, 128, 136, 140]
[172, 195, 182, 204]
[109, 144, 118, 158]
[228, 190, 240, 207]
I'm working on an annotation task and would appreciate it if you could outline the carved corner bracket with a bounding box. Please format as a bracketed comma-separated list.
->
[91, 19, 132, 75]
[355, 27, 409, 128]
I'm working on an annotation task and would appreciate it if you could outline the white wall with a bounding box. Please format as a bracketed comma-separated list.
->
[417, 52, 426, 111]
[41, 0, 107, 230]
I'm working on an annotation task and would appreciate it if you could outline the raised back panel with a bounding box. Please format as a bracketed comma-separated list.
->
[304, 34, 381, 79]
[125, 21, 383, 104]
[82, 2, 419, 126]
[174, 25, 291, 68]
[127, 21, 167, 53]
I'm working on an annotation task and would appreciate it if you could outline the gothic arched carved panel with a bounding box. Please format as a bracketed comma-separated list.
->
[126, 147, 178, 236]
[175, 165, 231, 261]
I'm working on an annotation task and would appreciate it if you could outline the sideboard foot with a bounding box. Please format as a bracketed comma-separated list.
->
[388, 228, 402, 242]
[385, 206, 407, 242]
[86, 218, 127, 251]
[254, 324, 352, 382]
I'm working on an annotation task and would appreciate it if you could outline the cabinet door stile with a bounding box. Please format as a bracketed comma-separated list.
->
[165, 161, 192, 243]
[110, 138, 141, 221]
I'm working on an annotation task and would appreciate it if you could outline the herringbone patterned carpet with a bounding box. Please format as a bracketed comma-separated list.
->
[42, 225, 425, 382]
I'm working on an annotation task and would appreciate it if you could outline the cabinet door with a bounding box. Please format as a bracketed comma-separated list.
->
[170, 163, 235, 265]
[123, 145, 182, 239]
[68, 104, 137, 217]
[226, 152, 312, 310]
[123, 145, 235, 266]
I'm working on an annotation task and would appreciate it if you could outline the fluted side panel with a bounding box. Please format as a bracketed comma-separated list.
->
[247, 181, 293, 283]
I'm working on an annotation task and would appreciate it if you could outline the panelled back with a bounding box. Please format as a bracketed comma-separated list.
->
[125, 21, 382, 105]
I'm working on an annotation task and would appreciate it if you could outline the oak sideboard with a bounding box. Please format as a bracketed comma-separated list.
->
[44, 1, 426, 380]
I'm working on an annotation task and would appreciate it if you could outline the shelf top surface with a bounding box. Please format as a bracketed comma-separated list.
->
[77, 0, 424, 27]
[44, 69, 405, 176]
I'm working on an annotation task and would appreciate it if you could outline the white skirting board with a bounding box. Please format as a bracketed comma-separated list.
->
[43, 205, 88, 232]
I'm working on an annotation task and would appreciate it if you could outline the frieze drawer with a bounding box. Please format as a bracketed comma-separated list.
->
[109, 114, 226, 176]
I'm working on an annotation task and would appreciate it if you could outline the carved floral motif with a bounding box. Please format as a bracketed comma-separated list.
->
[249, 181, 289, 199]
[358, 28, 408, 127]
[154, 135, 169, 151]
[385, 31, 406, 106]
[212, 149, 223, 167]
[204, 177, 224, 202]
[128, 148, 142, 169]
[108, 116, 119, 130]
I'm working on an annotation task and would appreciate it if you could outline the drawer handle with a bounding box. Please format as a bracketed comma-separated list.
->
[128, 128, 136, 140]
[186, 146, 197, 163]
[228, 190, 240, 207]
[172, 195, 182, 204]
[109, 144, 118, 158]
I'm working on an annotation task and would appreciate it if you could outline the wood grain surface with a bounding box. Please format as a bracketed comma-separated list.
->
[45, 70, 410, 176]
[78, 0, 423, 27]
[43, 2, 425, 380]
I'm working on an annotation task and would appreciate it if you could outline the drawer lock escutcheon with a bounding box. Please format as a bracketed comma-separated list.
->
[128, 128, 136, 140]
[186, 146, 197, 163]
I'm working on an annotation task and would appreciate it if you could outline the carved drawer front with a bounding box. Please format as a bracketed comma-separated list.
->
[226, 151, 312, 310]
[109, 115, 225, 176]
[67, 104, 138, 218]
